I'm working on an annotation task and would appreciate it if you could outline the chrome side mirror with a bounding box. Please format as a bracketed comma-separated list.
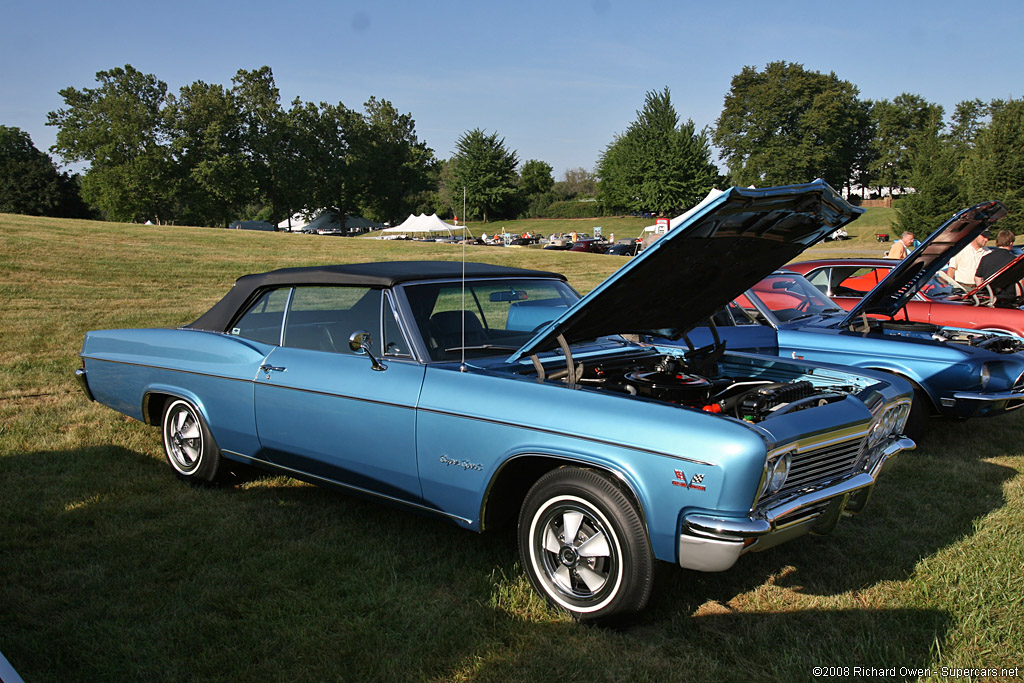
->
[348, 330, 387, 371]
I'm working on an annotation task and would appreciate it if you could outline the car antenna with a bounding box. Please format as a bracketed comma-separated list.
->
[460, 187, 467, 372]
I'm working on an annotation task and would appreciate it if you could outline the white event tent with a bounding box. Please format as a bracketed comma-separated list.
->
[381, 213, 466, 237]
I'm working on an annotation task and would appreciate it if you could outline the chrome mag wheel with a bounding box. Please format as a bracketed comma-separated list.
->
[519, 468, 654, 622]
[161, 398, 221, 482]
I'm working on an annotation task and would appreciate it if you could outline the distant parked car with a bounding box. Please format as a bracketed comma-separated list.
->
[76, 181, 913, 621]
[606, 242, 639, 256]
[568, 238, 607, 254]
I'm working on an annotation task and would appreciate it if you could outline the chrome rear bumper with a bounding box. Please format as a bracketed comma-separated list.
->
[74, 368, 95, 402]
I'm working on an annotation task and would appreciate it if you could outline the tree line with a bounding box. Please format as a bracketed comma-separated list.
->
[2, 60, 1022, 232]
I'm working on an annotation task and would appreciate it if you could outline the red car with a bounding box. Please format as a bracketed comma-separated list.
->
[787, 254, 1024, 335]
[568, 238, 607, 254]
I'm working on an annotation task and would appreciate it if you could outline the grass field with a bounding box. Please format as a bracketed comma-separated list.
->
[2, 211, 1022, 682]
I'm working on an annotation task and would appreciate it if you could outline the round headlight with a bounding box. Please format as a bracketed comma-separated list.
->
[895, 403, 910, 432]
[884, 407, 897, 435]
[768, 452, 791, 494]
[870, 416, 886, 446]
[980, 363, 991, 390]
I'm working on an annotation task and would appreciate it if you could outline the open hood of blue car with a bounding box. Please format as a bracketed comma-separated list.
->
[839, 200, 1008, 326]
[507, 180, 863, 364]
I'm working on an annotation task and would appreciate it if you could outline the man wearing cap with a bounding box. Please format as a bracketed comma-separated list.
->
[946, 230, 992, 290]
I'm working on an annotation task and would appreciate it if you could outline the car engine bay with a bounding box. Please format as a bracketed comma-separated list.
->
[524, 346, 858, 424]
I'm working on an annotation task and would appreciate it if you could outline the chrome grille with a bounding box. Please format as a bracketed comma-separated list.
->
[763, 435, 865, 504]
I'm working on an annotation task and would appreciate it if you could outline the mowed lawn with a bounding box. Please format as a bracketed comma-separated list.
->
[1, 212, 1022, 682]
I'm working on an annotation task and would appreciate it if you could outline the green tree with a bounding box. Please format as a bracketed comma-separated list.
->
[517, 159, 555, 218]
[894, 131, 962, 238]
[355, 97, 435, 223]
[964, 98, 1024, 233]
[47, 64, 173, 222]
[165, 81, 254, 226]
[597, 87, 716, 215]
[865, 94, 945, 196]
[554, 167, 597, 200]
[519, 159, 554, 196]
[230, 67, 308, 225]
[289, 99, 359, 222]
[948, 99, 987, 159]
[448, 129, 519, 222]
[713, 61, 871, 190]
[0, 125, 63, 215]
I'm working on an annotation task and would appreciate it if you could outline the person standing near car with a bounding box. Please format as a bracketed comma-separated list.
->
[886, 232, 915, 259]
[975, 230, 1016, 284]
[974, 229, 1020, 299]
[946, 230, 991, 289]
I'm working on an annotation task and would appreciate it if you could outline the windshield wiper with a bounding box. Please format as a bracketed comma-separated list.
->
[445, 344, 519, 352]
[789, 308, 843, 321]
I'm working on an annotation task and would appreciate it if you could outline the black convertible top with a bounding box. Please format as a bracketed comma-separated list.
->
[187, 260, 565, 332]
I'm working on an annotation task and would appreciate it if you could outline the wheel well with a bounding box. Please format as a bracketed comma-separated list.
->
[481, 456, 643, 532]
[142, 392, 176, 426]
[865, 368, 937, 416]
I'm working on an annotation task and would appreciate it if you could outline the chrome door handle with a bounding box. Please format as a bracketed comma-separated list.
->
[259, 364, 286, 377]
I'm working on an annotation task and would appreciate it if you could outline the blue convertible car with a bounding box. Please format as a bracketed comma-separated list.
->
[684, 201, 1024, 439]
[77, 181, 914, 621]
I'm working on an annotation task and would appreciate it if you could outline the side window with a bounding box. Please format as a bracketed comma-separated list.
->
[283, 286, 382, 355]
[231, 288, 290, 344]
[835, 267, 885, 295]
[383, 294, 412, 358]
[805, 268, 831, 295]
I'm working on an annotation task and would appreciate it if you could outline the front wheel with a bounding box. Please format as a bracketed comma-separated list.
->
[161, 399, 222, 483]
[518, 467, 654, 622]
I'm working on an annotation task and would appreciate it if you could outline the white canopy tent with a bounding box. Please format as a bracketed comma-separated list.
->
[381, 213, 466, 236]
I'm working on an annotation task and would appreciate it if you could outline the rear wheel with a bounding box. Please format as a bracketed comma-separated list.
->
[161, 399, 222, 483]
[518, 467, 654, 622]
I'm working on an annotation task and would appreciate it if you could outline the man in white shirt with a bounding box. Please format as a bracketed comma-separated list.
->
[945, 231, 991, 289]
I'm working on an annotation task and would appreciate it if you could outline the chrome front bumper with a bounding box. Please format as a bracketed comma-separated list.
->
[677, 436, 914, 572]
[947, 388, 1024, 416]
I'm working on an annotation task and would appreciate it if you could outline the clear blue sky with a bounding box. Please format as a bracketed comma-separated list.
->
[2, 0, 1021, 179]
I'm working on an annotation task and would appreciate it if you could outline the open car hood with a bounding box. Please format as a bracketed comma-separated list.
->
[839, 200, 1008, 326]
[962, 250, 1024, 299]
[507, 180, 862, 364]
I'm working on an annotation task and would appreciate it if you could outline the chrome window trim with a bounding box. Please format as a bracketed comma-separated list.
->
[382, 289, 416, 360]
[278, 287, 295, 346]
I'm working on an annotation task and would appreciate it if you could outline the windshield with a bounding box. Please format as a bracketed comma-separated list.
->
[403, 278, 580, 361]
[738, 272, 845, 326]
